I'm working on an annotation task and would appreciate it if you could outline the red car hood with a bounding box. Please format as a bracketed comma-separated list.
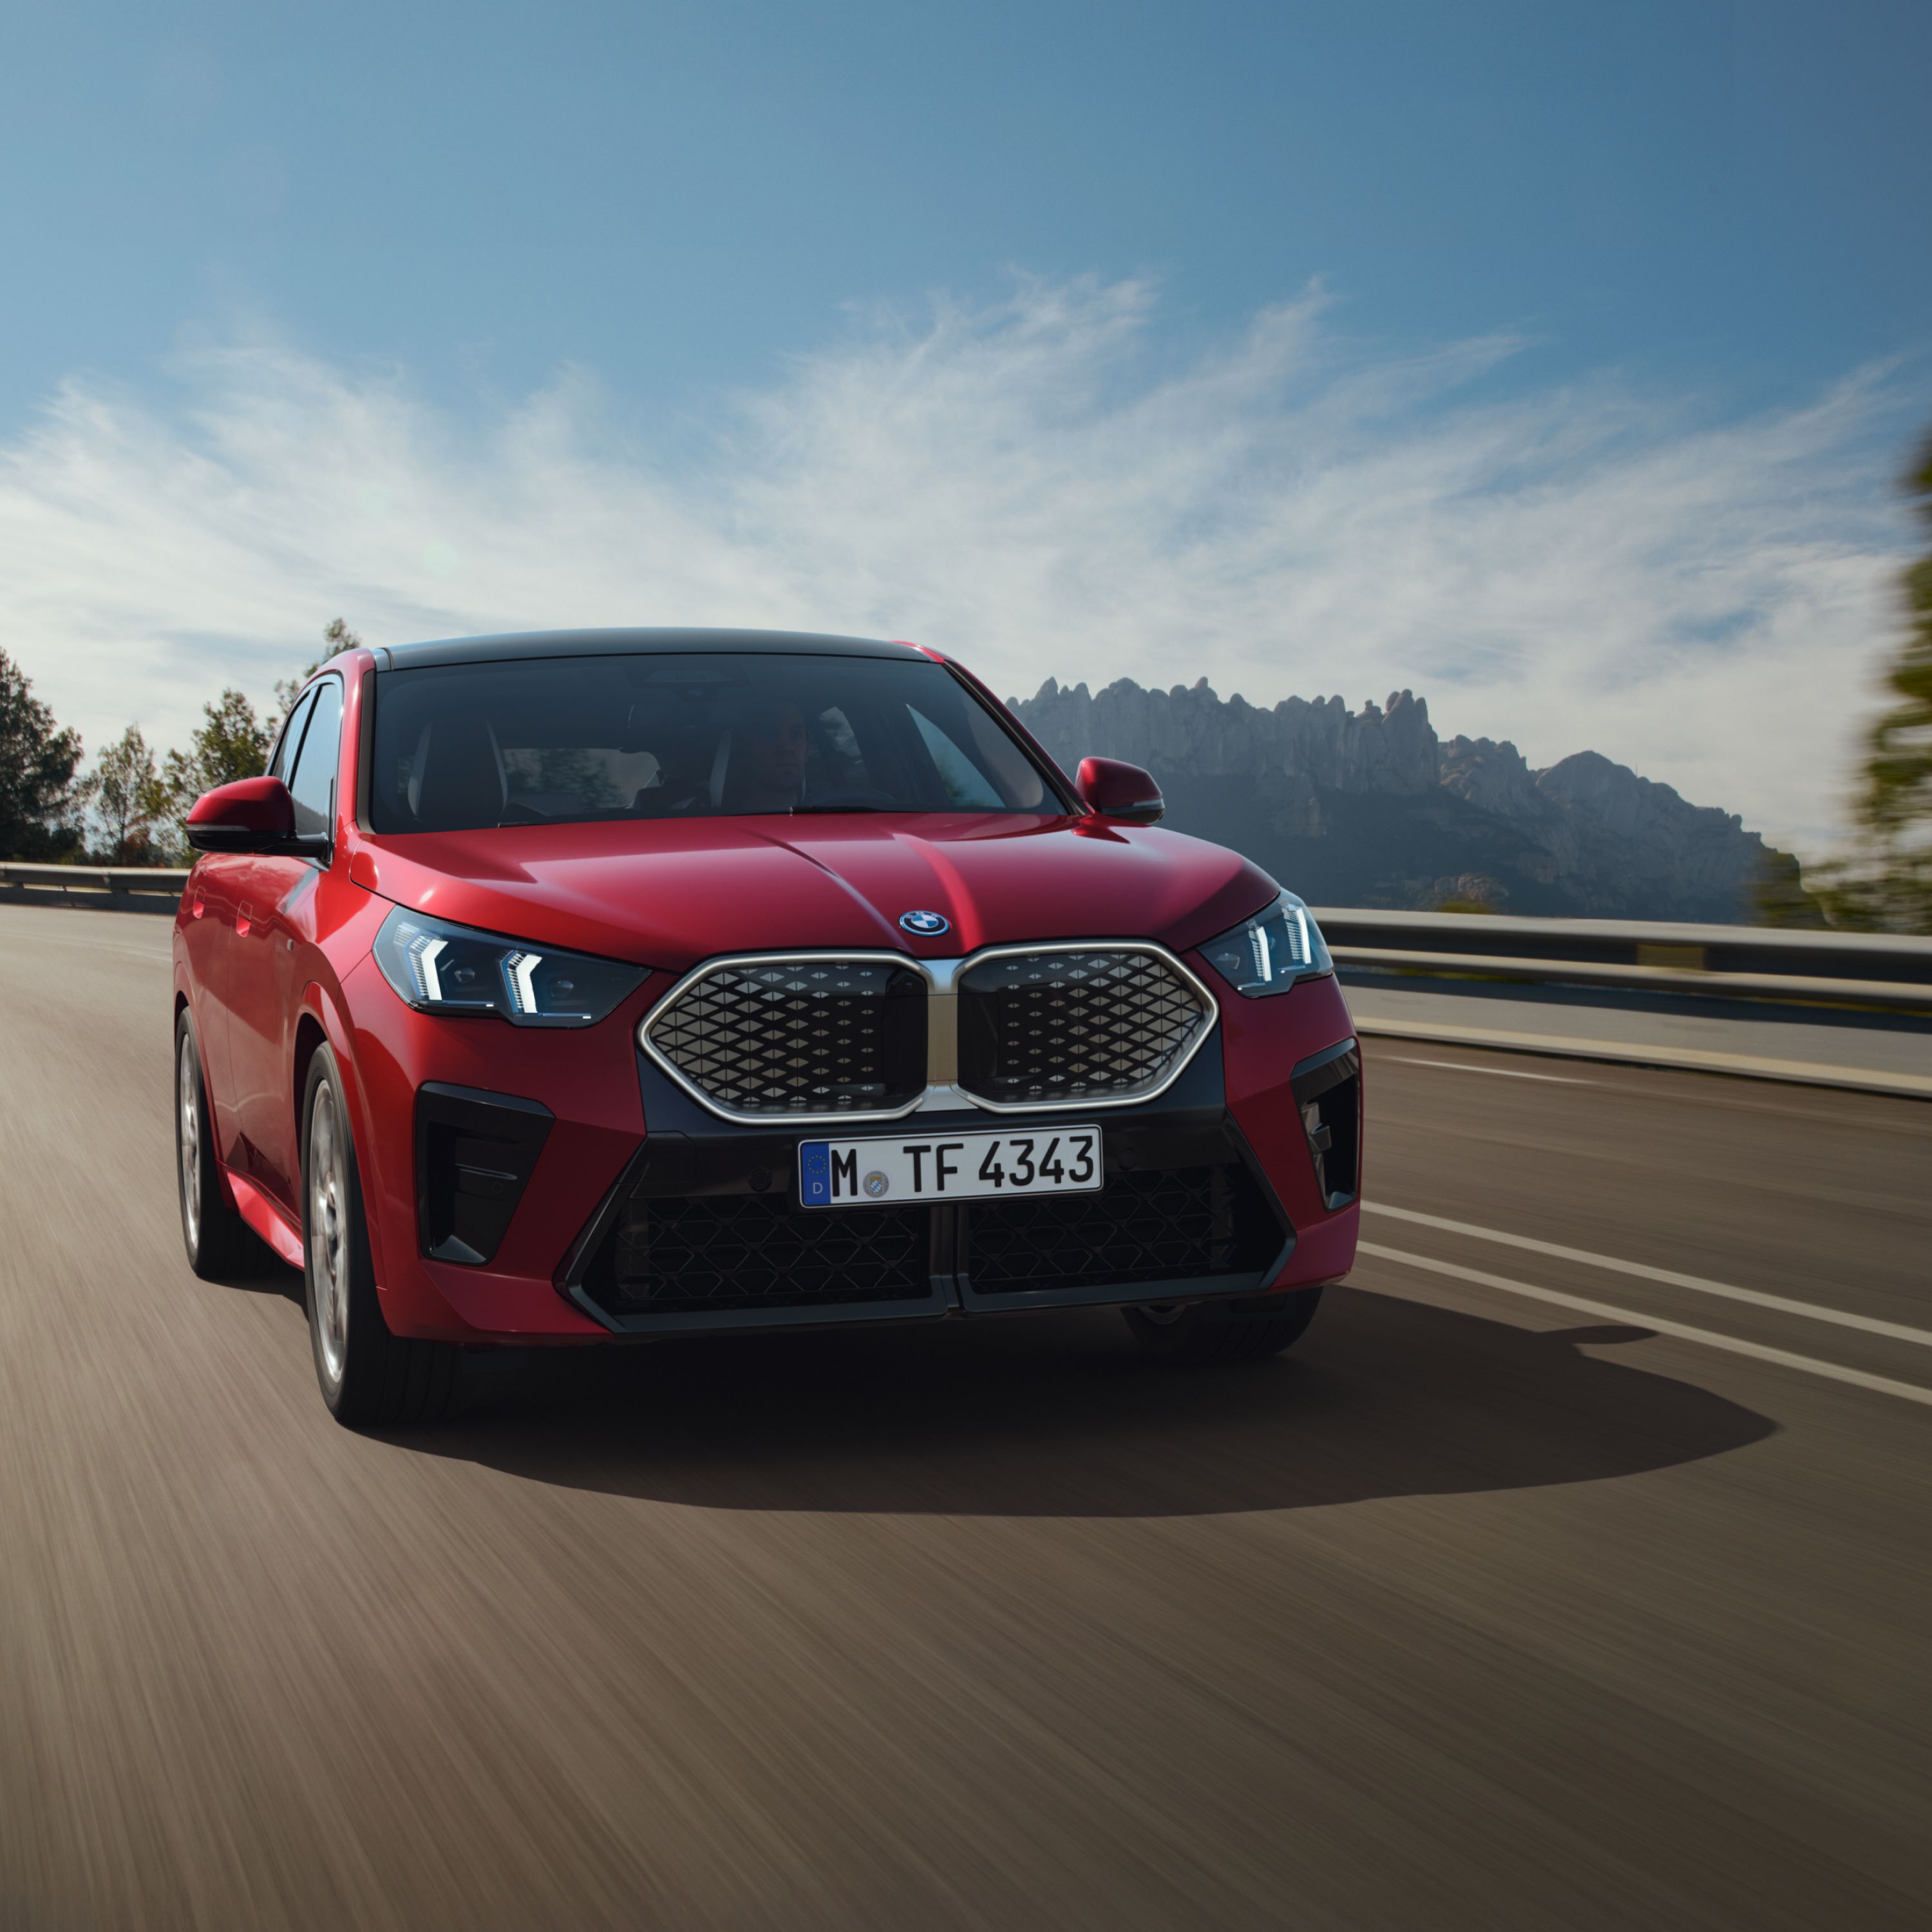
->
[353, 811, 1277, 972]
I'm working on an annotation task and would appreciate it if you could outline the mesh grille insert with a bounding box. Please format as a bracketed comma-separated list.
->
[593, 1192, 931, 1314]
[963, 1164, 1280, 1294]
[958, 949, 1212, 1108]
[648, 959, 927, 1117]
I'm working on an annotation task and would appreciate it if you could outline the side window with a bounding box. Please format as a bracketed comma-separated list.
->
[287, 679, 343, 839]
[269, 689, 315, 782]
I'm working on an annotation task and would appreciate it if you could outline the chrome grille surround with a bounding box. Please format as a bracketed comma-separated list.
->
[640, 941, 1219, 1127]
[640, 952, 929, 1126]
[954, 942, 1218, 1112]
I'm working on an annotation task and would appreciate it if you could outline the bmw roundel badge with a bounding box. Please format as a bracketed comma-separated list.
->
[898, 909, 951, 937]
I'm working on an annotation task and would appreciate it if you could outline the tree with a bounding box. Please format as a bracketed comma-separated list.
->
[274, 617, 361, 731]
[158, 689, 273, 859]
[0, 649, 82, 860]
[1766, 427, 1932, 931]
[1855, 428, 1932, 925]
[79, 726, 169, 864]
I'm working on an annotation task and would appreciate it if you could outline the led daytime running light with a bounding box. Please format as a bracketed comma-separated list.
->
[372, 907, 645, 1028]
[1200, 890, 1332, 999]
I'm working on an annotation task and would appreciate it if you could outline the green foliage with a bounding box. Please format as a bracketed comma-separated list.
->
[3, 618, 363, 865]
[0, 649, 82, 860]
[157, 689, 273, 859]
[1792, 430, 1932, 931]
[1868, 433, 1932, 841]
[78, 725, 169, 864]
[1752, 849, 1827, 929]
[273, 618, 361, 730]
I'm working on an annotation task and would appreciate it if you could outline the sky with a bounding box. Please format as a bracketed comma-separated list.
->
[1, 0, 1927, 849]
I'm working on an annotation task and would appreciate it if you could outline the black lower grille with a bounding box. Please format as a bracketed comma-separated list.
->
[961, 1163, 1280, 1295]
[589, 1191, 931, 1314]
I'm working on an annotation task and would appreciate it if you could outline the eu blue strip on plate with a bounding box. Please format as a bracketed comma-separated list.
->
[799, 1141, 831, 1206]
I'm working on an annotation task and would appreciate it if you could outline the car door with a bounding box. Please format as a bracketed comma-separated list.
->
[227, 678, 339, 1213]
[182, 851, 246, 1158]
[187, 688, 316, 1166]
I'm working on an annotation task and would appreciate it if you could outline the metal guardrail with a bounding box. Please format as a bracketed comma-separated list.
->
[0, 864, 1926, 1012]
[0, 862, 190, 911]
[1316, 909, 1932, 1014]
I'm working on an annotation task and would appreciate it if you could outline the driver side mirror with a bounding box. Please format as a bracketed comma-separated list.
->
[1077, 756, 1164, 825]
[185, 776, 300, 854]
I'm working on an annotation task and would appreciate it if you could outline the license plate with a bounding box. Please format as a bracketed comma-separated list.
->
[799, 1126, 1103, 1208]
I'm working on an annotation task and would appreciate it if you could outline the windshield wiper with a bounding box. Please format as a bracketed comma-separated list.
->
[789, 802, 896, 814]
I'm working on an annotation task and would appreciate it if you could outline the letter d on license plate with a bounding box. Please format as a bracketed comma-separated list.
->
[799, 1127, 1103, 1207]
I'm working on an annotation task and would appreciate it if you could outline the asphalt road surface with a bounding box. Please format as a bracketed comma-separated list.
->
[2, 905, 1927, 1931]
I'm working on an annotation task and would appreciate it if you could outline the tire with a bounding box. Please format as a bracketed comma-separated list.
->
[1123, 1287, 1323, 1365]
[301, 1044, 457, 1427]
[175, 1010, 270, 1280]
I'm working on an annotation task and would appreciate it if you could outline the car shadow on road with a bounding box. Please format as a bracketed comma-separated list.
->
[401, 1285, 1776, 1518]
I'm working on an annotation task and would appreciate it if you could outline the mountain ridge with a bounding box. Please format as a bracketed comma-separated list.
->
[1009, 676, 1786, 921]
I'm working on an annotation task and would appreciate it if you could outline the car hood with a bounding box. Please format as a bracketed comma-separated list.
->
[353, 811, 1278, 973]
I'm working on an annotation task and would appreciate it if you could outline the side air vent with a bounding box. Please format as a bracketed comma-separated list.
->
[1290, 1039, 1361, 1209]
[415, 1083, 553, 1265]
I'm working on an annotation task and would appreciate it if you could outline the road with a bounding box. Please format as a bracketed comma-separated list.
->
[1, 905, 1927, 1930]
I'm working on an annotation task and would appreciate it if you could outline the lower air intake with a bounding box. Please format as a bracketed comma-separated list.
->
[961, 1163, 1280, 1294]
[585, 1192, 931, 1315]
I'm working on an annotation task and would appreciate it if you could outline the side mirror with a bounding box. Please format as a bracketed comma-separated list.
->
[1077, 756, 1164, 825]
[185, 776, 298, 854]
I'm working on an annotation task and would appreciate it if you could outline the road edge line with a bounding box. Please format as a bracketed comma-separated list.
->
[1357, 1240, 1932, 1410]
[1363, 1203, 1932, 1349]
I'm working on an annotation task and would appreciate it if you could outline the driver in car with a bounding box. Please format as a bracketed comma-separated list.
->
[725, 696, 811, 812]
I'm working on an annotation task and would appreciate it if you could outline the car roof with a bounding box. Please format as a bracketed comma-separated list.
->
[379, 627, 927, 669]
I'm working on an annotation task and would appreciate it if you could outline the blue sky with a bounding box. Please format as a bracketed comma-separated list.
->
[1, 1, 1927, 843]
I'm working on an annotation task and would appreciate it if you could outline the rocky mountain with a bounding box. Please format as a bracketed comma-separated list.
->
[1010, 677, 1788, 921]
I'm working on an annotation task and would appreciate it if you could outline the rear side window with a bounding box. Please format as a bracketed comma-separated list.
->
[270, 689, 315, 782]
[366, 652, 1059, 833]
[287, 679, 343, 838]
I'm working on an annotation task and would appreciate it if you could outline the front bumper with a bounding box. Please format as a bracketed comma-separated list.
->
[343, 952, 1361, 1344]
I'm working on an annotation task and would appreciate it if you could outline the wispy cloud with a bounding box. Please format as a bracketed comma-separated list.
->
[0, 278, 1913, 845]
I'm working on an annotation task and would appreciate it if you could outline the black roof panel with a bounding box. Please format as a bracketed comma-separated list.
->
[380, 627, 924, 669]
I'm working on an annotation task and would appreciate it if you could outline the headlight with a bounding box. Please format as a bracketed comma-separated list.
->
[1199, 890, 1332, 998]
[372, 907, 647, 1027]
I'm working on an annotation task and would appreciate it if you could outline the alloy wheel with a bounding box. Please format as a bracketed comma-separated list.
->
[178, 1034, 202, 1251]
[308, 1082, 350, 1386]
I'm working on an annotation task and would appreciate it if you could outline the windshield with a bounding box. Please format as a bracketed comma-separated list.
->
[366, 651, 1061, 833]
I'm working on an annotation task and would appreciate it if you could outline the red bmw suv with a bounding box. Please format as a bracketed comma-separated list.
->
[174, 630, 1361, 1425]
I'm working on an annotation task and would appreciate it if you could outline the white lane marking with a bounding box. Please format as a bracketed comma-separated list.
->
[1357, 1242, 1932, 1410]
[1388, 1056, 1591, 1084]
[1365, 1202, 1932, 1350]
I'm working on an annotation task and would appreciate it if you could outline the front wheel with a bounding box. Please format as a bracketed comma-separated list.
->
[175, 1010, 268, 1280]
[302, 1045, 457, 1427]
[1123, 1287, 1323, 1365]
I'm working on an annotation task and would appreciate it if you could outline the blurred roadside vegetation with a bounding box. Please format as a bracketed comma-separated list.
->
[0, 619, 350, 865]
[1761, 424, 1932, 933]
